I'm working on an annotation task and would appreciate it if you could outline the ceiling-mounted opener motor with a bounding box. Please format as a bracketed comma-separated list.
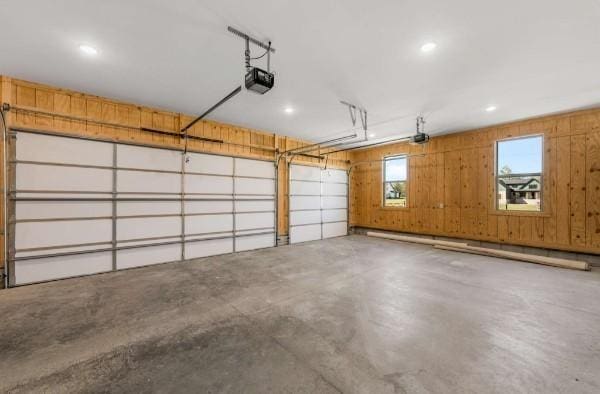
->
[228, 26, 276, 94]
[180, 27, 276, 161]
[410, 115, 430, 145]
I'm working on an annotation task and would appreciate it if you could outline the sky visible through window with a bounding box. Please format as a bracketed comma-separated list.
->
[497, 136, 542, 174]
[385, 156, 407, 181]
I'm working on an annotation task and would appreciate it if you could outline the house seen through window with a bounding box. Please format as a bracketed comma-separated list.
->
[383, 155, 407, 207]
[496, 135, 543, 211]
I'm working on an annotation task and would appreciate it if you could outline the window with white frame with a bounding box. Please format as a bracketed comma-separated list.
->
[496, 135, 543, 212]
[383, 155, 407, 207]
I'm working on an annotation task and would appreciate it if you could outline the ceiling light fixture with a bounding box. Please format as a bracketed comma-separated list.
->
[421, 42, 437, 52]
[369, 133, 376, 138]
[79, 44, 98, 56]
[284, 107, 294, 114]
[485, 105, 497, 112]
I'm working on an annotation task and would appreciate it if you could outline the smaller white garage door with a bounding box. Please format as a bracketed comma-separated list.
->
[289, 164, 348, 244]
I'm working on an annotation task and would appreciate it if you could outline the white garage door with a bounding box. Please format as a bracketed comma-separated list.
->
[289, 164, 348, 244]
[10, 131, 275, 286]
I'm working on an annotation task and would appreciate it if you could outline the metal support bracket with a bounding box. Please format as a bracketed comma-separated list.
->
[228, 26, 276, 54]
[228, 26, 275, 74]
[340, 101, 368, 136]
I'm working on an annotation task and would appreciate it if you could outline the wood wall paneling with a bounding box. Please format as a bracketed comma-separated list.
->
[2, 75, 600, 269]
[350, 108, 600, 255]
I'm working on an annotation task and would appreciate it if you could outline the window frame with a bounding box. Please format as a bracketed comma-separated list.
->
[494, 134, 544, 213]
[382, 154, 408, 209]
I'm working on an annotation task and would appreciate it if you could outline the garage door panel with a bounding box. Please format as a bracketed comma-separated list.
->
[185, 174, 232, 195]
[290, 196, 320, 211]
[17, 132, 113, 166]
[322, 182, 347, 196]
[15, 252, 112, 285]
[117, 170, 180, 194]
[117, 144, 181, 172]
[290, 224, 321, 244]
[16, 192, 110, 199]
[185, 214, 233, 235]
[185, 200, 232, 214]
[17, 163, 112, 192]
[117, 201, 180, 216]
[321, 169, 347, 184]
[322, 209, 347, 223]
[235, 200, 274, 212]
[117, 217, 181, 240]
[290, 210, 321, 226]
[291, 180, 320, 196]
[16, 219, 112, 250]
[185, 238, 233, 259]
[322, 221, 348, 239]
[322, 196, 347, 209]
[290, 165, 320, 181]
[236, 233, 275, 251]
[235, 178, 274, 195]
[16, 201, 112, 220]
[16, 243, 112, 259]
[117, 243, 182, 270]
[185, 152, 233, 175]
[236, 212, 274, 231]
[117, 237, 182, 249]
[235, 158, 274, 178]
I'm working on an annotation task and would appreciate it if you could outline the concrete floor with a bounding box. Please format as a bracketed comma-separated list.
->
[1, 235, 600, 393]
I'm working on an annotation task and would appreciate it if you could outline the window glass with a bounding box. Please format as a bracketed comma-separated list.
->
[385, 157, 407, 181]
[496, 136, 542, 211]
[383, 156, 407, 207]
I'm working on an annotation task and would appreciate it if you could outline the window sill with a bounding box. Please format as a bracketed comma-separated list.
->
[380, 206, 410, 211]
[489, 209, 551, 218]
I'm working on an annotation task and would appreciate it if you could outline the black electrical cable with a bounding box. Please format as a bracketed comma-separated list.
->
[250, 41, 271, 60]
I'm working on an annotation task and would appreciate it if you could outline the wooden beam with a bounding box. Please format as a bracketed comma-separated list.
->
[434, 244, 589, 271]
[366, 231, 468, 248]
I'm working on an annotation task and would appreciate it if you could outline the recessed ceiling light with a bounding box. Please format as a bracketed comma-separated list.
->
[421, 42, 437, 52]
[369, 133, 376, 138]
[284, 107, 294, 114]
[79, 44, 98, 56]
[485, 105, 497, 112]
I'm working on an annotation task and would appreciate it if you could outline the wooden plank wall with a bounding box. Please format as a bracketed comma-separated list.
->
[0, 76, 349, 271]
[350, 108, 600, 255]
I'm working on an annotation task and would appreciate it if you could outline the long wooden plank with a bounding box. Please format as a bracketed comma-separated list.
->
[434, 244, 589, 271]
[366, 231, 468, 248]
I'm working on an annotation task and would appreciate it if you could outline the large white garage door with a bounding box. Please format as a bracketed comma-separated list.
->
[288, 164, 348, 244]
[10, 131, 275, 286]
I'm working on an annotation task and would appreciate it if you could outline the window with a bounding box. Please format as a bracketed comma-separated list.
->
[496, 135, 543, 212]
[383, 155, 407, 207]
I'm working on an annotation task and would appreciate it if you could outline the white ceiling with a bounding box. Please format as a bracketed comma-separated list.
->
[1, 0, 600, 143]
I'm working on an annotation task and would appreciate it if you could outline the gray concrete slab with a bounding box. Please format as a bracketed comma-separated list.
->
[1, 235, 599, 393]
